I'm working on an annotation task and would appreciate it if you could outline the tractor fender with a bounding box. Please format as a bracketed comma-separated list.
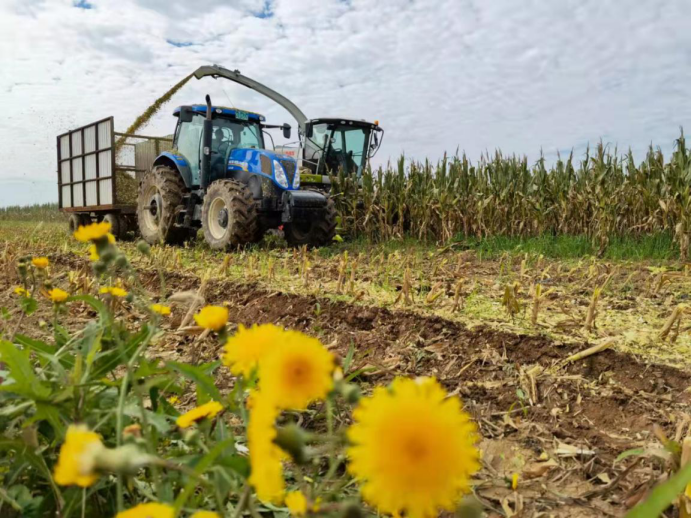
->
[225, 168, 263, 199]
[152, 152, 194, 188]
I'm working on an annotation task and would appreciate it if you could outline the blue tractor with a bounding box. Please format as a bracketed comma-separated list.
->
[137, 67, 337, 249]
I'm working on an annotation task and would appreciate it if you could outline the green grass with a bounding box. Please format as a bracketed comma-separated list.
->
[450, 232, 680, 261]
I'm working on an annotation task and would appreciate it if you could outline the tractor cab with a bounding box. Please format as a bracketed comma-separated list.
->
[301, 118, 383, 178]
[173, 105, 267, 184]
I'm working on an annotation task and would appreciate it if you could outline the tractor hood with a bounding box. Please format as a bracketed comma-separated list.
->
[227, 148, 300, 190]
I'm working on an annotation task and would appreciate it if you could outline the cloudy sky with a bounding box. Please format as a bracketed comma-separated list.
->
[0, 0, 689, 207]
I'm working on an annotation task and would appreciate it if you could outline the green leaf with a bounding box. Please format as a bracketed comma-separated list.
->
[19, 297, 38, 316]
[122, 403, 172, 434]
[28, 403, 67, 439]
[626, 462, 691, 518]
[173, 438, 236, 513]
[342, 342, 355, 372]
[167, 361, 221, 404]
[68, 295, 110, 323]
[0, 340, 50, 400]
[91, 325, 151, 379]
[615, 447, 645, 463]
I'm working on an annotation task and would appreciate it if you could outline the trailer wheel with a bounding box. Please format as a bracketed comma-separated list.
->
[201, 180, 259, 250]
[285, 197, 337, 247]
[68, 213, 90, 234]
[137, 166, 190, 245]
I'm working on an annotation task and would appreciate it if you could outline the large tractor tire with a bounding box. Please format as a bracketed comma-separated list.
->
[68, 213, 90, 234]
[201, 180, 259, 250]
[137, 166, 190, 245]
[285, 197, 337, 247]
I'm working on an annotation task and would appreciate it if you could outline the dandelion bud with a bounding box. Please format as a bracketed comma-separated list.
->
[114, 254, 129, 269]
[99, 248, 116, 264]
[137, 240, 151, 256]
[125, 292, 134, 303]
[341, 383, 361, 404]
[93, 261, 107, 275]
[274, 424, 310, 465]
[340, 501, 364, 518]
[183, 428, 200, 445]
[94, 444, 153, 475]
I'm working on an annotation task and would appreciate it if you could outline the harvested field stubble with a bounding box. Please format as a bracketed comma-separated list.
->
[0, 237, 689, 517]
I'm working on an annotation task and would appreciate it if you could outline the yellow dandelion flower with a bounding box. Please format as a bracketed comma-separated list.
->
[347, 377, 480, 518]
[167, 395, 179, 405]
[73, 221, 111, 242]
[151, 304, 171, 316]
[222, 323, 285, 378]
[32, 257, 50, 269]
[14, 287, 29, 296]
[48, 288, 69, 303]
[248, 395, 285, 503]
[100, 286, 128, 298]
[53, 424, 105, 487]
[115, 503, 175, 518]
[285, 490, 307, 516]
[190, 511, 220, 518]
[88, 244, 99, 261]
[193, 305, 228, 331]
[259, 331, 334, 410]
[175, 401, 224, 429]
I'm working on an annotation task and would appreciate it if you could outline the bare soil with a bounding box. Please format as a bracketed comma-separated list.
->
[2, 251, 690, 517]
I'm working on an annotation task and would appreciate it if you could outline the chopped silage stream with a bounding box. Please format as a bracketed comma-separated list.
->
[1, 236, 689, 517]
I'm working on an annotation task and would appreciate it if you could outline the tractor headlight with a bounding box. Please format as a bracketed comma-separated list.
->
[292, 168, 300, 188]
[273, 160, 289, 188]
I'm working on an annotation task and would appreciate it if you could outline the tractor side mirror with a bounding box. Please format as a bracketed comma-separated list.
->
[179, 108, 194, 123]
[282, 124, 291, 140]
[306, 124, 313, 138]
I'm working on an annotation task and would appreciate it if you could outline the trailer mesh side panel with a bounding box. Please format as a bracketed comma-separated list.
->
[57, 117, 115, 210]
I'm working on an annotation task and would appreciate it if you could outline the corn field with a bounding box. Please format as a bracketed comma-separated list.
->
[332, 133, 691, 258]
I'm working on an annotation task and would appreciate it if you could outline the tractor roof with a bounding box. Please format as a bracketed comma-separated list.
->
[308, 117, 380, 130]
[173, 105, 266, 122]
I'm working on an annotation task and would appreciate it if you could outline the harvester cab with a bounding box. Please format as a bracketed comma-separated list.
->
[299, 117, 383, 186]
[137, 78, 337, 248]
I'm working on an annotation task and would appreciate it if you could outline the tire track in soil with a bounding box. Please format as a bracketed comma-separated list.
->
[143, 268, 689, 517]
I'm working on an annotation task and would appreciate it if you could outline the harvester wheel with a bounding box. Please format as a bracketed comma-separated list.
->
[285, 197, 337, 247]
[137, 166, 190, 245]
[68, 213, 90, 234]
[201, 180, 259, 250]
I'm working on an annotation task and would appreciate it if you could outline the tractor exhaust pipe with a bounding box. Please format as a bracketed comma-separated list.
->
[200, 94, 213, 190]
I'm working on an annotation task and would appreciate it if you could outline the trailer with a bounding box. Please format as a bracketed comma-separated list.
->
[57, 117, 172, 238]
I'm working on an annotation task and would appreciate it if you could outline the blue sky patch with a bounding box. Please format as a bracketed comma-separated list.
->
[73, 0, 94, 9]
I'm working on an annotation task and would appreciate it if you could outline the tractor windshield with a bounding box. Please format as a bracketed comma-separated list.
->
[306, 123, 371, 176]
[174, 113, 264, 184]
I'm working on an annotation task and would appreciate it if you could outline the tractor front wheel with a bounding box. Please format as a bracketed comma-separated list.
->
[137, 166, 190, 245]
[201, 180, 259, 250]
[284, 197, 337, 247]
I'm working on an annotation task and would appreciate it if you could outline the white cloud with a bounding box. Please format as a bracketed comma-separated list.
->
[0, 0, 688, 206]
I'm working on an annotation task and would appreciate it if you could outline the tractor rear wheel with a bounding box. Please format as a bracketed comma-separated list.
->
[137, 166, 190, 245]
[285, 197, 337, 247]
[201, 180, 259, 250]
